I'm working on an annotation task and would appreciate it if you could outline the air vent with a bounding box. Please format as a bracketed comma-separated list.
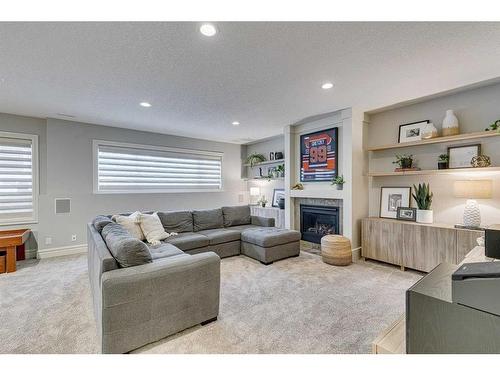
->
[55, 198, 71, 214]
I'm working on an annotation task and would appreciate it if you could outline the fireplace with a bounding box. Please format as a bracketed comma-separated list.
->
[300, 204, 340, 244]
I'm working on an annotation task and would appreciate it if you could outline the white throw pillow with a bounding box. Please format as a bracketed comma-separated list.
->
[138, 212, 177, 245]
[111, 211, 145, 241]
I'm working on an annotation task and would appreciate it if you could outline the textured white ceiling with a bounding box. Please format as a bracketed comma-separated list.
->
[0, 22, 499, 143]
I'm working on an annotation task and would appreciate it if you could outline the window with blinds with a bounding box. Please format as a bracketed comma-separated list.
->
[94, 140, 223, 193]
[0, 132, 38, 225]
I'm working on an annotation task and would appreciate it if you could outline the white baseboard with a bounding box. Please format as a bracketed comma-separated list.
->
[37, 244, 88, 259]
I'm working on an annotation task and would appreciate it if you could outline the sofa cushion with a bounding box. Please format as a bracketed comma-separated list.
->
[92, 215, 114, 233]
[157, 211, 193, 233]
[101, 223, 152, 267]
[148, 243, 185, 260]
[226, 224, 260, 233]
[197, 228, 241, 245]
[192, 209, 224, 231]
[241, 228, 301, 247]
[112, 211, 145, 241]
[222, 205, 251, 227]
[163, 232, 209, 251]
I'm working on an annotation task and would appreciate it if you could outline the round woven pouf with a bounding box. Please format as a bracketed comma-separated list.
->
[321, 235, 352, 266]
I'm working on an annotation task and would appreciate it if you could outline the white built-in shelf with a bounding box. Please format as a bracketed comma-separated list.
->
[243, 159, 285, 167]
[244, 177, 284, 181]
[366, 130, 500, 152]
[367, 166, 500, 177]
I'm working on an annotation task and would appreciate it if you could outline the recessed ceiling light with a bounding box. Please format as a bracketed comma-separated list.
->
[321, 82, 334, 90]
[232, 121, 240, 126]
[200, 23, 217, 37]
[140, 102, 152, 107]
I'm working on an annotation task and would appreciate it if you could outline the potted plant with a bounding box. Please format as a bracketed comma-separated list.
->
[257, 196, 267, 208]
[438, 154, 449, 169]
[276, 164, 285, 178]
[485, 119, 500, 132]
[331, 175, 346, 190]
[245, 153, 266, 167]
[393, 154, 414, 170]
[412, 183, 434, 223]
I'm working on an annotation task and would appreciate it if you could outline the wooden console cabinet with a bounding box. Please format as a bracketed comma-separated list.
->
[361, 218, 482, 272]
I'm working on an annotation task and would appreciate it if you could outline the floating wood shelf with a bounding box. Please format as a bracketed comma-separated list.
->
[366, 130, 500, 152]
[243, 159, 285, 167]
[367, 166, 500, 177]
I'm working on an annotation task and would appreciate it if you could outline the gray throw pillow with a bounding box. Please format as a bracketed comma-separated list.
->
[93, 215, 114, 233]
[192, 209, 224, 231]
[222, 205, 251, 227]
[157, 211, 193, 233]
[101, 223, 152, 268]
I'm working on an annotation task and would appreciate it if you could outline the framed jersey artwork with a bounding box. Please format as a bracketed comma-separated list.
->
[300, 127, 338, 182]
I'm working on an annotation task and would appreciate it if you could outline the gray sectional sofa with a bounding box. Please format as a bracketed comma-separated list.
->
[87, 205, 301, 353]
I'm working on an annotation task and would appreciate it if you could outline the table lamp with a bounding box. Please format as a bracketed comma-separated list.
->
[453, 180, 492, 228]
[250, 187, 260, 205]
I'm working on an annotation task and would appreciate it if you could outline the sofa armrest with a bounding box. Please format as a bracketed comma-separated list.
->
[251, 215, 275, 227]
[99, 252, 220, 353]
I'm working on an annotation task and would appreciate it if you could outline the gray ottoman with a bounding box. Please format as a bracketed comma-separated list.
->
[240, 228, 301, 265]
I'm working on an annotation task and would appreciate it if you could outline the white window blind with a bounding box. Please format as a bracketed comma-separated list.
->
[0, 132, 38, 225]
[94, 140, 223, 193]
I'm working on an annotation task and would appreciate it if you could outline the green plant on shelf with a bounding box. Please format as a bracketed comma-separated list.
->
[245, 153, 266, 167]
[438, 154, 449, 162]
[485, 119, 500, 132]
[331, 175, 346, 186]
[412, 183, 433, 210]
[392, 154, 414, 169]
[276, 164, 285, 177]
[257, 195, 268, 208]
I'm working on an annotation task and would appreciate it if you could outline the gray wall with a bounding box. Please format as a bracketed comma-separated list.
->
[367, 82, 500, 225]
[0, 114, 245, 254]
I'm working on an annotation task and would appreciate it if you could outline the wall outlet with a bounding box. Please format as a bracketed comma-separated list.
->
[238, 193, 245, 203]
[71, 234, 77, 242]
[45, 237, 52, 245]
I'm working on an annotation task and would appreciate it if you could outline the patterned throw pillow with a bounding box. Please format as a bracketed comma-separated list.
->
[111, 211, 145, 241]
[138, 212, 177, 245]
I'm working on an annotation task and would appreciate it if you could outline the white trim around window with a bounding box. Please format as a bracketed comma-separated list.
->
[0, 131, 39, 225]
[93, 140, 224, 194]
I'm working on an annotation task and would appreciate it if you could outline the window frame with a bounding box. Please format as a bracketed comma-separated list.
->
[92, 139, 224, 194]
[0, 131, 39, 226]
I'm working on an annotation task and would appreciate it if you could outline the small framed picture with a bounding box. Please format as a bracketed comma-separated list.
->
[447, 144, 481, 169]
[398, 120, 429, 143]
[380, 187, 411, 219]
[396, 207, 417, 222]
[272, 188, 285, 207]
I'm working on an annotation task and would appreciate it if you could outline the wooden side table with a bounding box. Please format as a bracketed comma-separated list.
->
[0, 229, 30, 273]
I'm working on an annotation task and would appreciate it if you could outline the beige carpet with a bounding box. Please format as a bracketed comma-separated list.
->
[0, 251, 421, 354]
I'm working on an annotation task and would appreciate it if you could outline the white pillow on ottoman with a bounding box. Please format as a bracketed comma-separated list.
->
[138, 212, 177, 245]
[111, 211, 145, 241]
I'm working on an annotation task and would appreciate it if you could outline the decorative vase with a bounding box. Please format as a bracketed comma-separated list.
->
[335, 184, 343, 190]
[260, 202, 266, 208]
[416, 209, 433, 224]
[278, 197, 285, 209]
[437, 161, 448, 170]
[463, 199, 481, 227]
[442, 109, 459, 136]
[421, 122, 438, 139]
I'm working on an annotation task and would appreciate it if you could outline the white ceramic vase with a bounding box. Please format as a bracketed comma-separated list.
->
[416, 209, 433, 224]
[442, 109, 459, 136]
[421, 122, 438, 139]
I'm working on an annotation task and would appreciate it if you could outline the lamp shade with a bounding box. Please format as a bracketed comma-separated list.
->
[453, 180, 492, 199]
[250, 187, 260, 196]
